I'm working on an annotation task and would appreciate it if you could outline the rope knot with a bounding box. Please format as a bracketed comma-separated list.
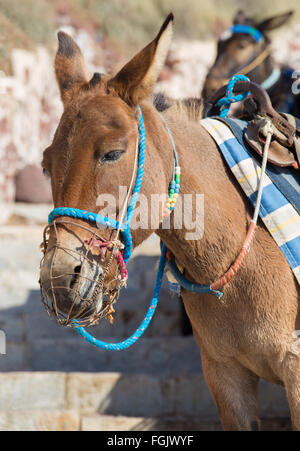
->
[217, 74, 250, 118]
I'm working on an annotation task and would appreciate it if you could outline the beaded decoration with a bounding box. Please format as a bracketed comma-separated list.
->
[164, 166, 181, 217]
[160, 115, 181, 219]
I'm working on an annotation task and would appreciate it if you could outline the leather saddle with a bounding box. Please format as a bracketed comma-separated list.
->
[204, 80, 300, 170]
[244, 113, 300, 169]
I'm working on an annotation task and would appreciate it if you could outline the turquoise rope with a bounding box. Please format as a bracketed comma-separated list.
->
[230, 25, 263, 43]
[48, 106, 147, 265]
[48, 207, 133, 264]
[47, 106, 163, 351]
[217, 74, 250, 118]
[166, 260, 223, 299]
[48, 208, 125, 229]
[72, 245, 167, 351]
[126, 105, 146, 227]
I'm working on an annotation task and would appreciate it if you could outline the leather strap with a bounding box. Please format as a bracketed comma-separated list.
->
[284, 114, 300, 167]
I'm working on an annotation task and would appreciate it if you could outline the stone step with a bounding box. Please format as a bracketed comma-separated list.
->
[81, 414, 292, 432]
[0, 372, 290, 420]
[23, 280, 184, 341]
[0, 409, 80, 431]
[6, 203, 53, 226]
[0, 411, 292, 431]
[0, 278, 184, 342]
[81, 414, 223, 432]
[0, 335, 203, 374]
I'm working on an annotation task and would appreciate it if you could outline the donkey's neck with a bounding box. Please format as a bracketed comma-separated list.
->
[254, 54, 289, 107]
[247, 44, 273, 82]
[147, 105, 251, 285]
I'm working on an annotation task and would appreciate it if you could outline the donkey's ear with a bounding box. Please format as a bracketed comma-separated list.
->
[256, 11, 294, 32]
[108, 13, 173, 106]
[55, 31, 89, 106]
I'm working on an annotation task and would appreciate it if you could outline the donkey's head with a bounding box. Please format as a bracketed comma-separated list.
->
[40, 15, 173, 325]
[202, 10, 293, 99]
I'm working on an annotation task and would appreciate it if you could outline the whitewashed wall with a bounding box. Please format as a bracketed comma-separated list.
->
[0, 27, 102, 222]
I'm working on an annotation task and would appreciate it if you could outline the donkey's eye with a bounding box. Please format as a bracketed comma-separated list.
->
[101, 150, 125, 163]
[238, 40, 250, 49]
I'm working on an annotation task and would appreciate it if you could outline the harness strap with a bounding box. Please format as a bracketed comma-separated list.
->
[236, 44, 272, 78]
[209, 39, 276, 92]
[205, 121, 272, 292]
[46, 107, 187, 351]
[230, 25, 263, 43]
[260, 67, 282, 91]
[166, 255, 223, 299]
[204, 77, 273, 291]
[213, 23, 284, 94]
[72, 245, 167, 351]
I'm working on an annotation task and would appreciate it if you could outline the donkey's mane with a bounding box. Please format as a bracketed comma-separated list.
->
[153, 92, 203, 122]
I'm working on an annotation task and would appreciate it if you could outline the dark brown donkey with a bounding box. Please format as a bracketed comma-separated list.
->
[40, 15, 300, 430]
[202, 10, 299, 116]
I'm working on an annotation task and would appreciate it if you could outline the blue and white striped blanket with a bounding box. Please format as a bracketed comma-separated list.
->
[201, 117, 300, 286]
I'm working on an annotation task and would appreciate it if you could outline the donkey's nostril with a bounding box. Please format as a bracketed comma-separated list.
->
[70, 265, 82, 289]
[40, 244, 105, 323]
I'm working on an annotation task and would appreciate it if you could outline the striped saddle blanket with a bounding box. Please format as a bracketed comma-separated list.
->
[201, 117, 300, 286]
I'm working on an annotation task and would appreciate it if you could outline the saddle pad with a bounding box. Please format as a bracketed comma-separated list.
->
[219, 117, 300, 213]
[201, 117, 300, 286]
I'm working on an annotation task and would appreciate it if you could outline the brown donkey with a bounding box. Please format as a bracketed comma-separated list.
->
[40, 15, 300, 430]
[202, 10, 298, 115]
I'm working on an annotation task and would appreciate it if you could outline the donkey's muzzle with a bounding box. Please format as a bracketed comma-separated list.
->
[39, 219, 126, 327]
[40, 244, 104, 322]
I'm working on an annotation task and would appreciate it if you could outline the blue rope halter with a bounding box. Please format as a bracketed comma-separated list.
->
[217, 74, 251, 117]
[46, 105, 222, 351]
[49, 105, 146, 265]
[229, 25, 263, 43]
[48, 105, 159, 350]
[74, 244, 167, 351]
